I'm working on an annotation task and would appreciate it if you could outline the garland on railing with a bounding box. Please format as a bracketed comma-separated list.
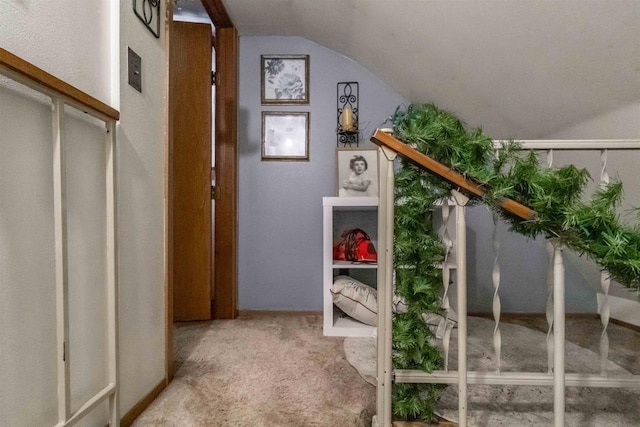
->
[390, 103, 640, 422]
[392, 163, 449, 421]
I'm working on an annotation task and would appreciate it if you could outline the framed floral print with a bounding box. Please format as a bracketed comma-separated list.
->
[261, 55, 309, 105]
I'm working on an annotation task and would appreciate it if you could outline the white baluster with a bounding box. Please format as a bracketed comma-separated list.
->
[599, 149, 611, 376]
[52, 98, 71, 424]
[546, 241, 555, 374]
[441, 200, 452, 372]
[105, 120, 120, 427]
[545, 149, 555, 374]
[492, 211, 502, 373]
[376, 145, 397, 427]
[552, 240, 566, 427]
[600, 149, 610, 186]
[452, 190, 469, 427]
[600, 273, 611, 376]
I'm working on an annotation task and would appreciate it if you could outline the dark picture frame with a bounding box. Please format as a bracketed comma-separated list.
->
[261, 55, 309, 105]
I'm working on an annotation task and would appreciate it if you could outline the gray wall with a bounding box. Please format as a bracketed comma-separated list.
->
[238, 36, 407, 310]
[238, 36, 639, 314]
[466, 207, 597, 313]
[466, 103, 640, 314]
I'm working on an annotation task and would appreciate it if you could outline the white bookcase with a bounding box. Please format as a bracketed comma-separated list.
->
[323, 196, 379, 337]
[323, 196, 459, 338]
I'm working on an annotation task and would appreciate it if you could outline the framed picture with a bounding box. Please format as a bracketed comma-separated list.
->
[262, 112, 310, 161]
[261, 55, 309, 105]
[337, 148, 379, 197]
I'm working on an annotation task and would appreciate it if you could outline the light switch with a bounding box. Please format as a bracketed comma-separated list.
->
[128, 47, 142, 93]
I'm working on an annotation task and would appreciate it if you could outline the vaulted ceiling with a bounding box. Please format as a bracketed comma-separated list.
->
[215, 0, 639, 139]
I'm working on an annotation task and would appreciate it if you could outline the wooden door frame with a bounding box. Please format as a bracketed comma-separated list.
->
[165, 0, 238, 382]
[212, 26, 238, 320]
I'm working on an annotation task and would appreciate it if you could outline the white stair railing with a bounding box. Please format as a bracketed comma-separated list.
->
[1, 48, 120, 427]
[372, 131, 640, 427]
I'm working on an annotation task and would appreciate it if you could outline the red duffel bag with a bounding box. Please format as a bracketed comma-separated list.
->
[333, 228, 377, 263]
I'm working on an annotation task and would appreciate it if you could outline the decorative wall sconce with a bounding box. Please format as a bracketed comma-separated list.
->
[133, 0, 161, 39]
[336, 82, 359, 147]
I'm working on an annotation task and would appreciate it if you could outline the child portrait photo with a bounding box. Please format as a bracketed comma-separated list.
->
[337, 148, 378, 197]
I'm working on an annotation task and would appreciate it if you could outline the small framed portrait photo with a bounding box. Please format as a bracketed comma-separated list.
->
[261, 55, 309, 105]
[336, 148, 379, 197]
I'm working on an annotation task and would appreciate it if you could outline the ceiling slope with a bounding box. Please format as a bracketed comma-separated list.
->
[222, 0, 640, 138]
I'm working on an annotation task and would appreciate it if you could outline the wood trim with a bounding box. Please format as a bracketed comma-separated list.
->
[120, 380, 167, 427]
[610, 317, 640, 333]
[370, 129, 537, 221]
[213, 27, 239, 319]
[238, 310, 324, 318]
[165, 0, 175, 382]
[0, 47, 119, 122]
[201, 0, 234, 28]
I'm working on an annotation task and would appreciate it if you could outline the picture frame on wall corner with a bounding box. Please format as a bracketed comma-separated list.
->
[336, 148, 379, 197]
[261, 55, 309, 105]
[262, 112, 310, 161]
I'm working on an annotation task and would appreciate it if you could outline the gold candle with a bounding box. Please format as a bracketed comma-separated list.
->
[342, 107, 354, 130]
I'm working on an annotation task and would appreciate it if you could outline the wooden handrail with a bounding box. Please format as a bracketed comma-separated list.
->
[0, 47, 119, 122]
[371, 129, 538, 221]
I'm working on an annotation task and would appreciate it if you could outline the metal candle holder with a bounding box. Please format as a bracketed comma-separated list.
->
[337, 82, 359, 147]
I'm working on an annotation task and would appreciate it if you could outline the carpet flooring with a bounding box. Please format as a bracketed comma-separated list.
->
[132, 313, 375, 427]
[346, 316, 640, 426]
[133, 313, 640, 427]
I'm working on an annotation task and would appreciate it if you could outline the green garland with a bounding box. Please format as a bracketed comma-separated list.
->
[389, 103, 640, 421]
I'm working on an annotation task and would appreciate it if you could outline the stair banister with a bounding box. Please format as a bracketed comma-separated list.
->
[370, 128, 640, 427]
[1, 47, 120, 427]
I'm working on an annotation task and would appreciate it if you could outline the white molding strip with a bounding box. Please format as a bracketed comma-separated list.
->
[493, 140, 640, 150]
[395, 370, 640, 388]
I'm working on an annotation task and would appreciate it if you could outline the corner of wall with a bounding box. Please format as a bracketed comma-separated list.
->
[116, 2, 168, 419]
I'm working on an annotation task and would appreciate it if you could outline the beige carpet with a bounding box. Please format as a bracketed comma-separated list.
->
[434, 317, 640, 426]
[132, 313, 375, 427]
[133, 313, 640, 427]
[346, 316, 640, 426]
